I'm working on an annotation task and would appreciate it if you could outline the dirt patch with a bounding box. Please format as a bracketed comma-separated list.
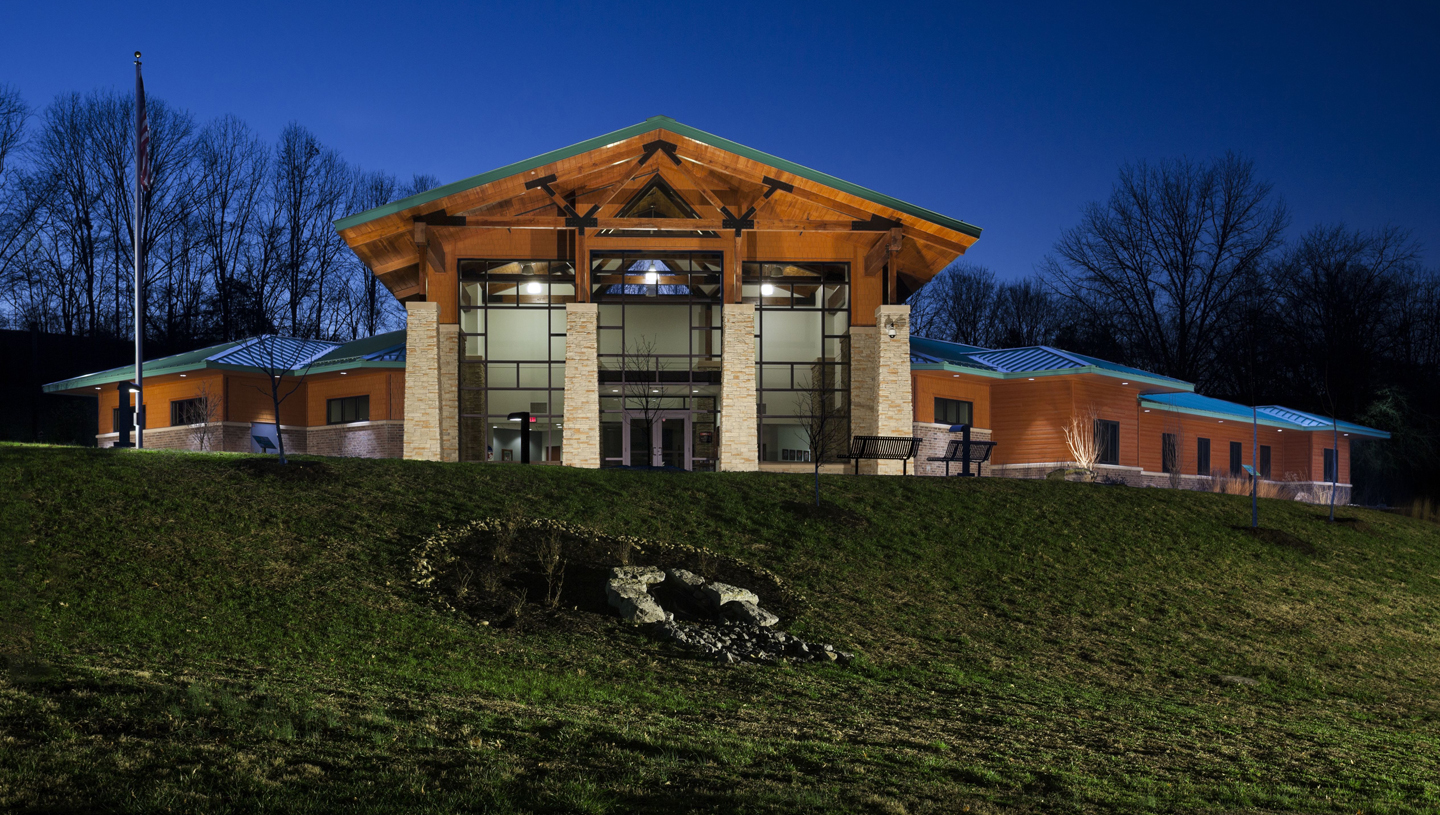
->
[233, 457, 332, 483]
[412, 518, 806, 632]
[1314, 515, 1373, 534]
[782, 499, 868, 528]
[1233, 525, 1316, 555]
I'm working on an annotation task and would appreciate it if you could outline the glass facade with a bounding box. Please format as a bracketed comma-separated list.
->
[458, 260, 576, 463]
[742, 262, 850, 464]
[593, 252, 723, 470]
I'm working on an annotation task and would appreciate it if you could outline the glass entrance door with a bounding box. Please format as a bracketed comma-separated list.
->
[623, 411, 691, 468]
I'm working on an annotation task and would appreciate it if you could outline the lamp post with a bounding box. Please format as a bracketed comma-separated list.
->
[507, 411, 534, 464]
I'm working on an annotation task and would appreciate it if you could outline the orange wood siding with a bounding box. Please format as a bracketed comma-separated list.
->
[96, 373, 225, 433]
[1070, 377, 1142, 467]
[304, 371, 398, 425]
[912, 371, 992, 427]
[224, 373, 307, 426]
[388, 372, 405, 421]
[1136, 408, 1348, 482]
[989, 378, 1075, 465]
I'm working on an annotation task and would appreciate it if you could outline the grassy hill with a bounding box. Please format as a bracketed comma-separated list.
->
[2, 443, 1438, 814]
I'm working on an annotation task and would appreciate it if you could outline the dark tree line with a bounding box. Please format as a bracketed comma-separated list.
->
[0, 82, 437, 351]
[910, 153, 1440, 502]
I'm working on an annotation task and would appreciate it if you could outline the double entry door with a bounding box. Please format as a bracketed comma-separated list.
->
[623, 410, 690, 469]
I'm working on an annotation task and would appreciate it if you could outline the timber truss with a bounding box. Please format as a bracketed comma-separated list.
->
[338, 127, 978, 304]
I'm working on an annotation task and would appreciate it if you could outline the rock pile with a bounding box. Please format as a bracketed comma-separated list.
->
[604, 566, 852, 665]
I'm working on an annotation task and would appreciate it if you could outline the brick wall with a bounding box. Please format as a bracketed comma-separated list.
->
[563, 303, 600, 468]
[913, 421, 993, 477]
[720, 304, 758, 471]
[307, 421, 404, 459]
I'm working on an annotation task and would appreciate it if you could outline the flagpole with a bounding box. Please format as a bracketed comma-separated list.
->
[133, 51, 144, 448]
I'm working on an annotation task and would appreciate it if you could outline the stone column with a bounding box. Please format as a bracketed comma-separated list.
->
[720, 303, 758, 471]
[403, 301, 441, 461]
[438, 323, 460, 462]
[848, 305, 912, 475]
[563, 303, 600, 468]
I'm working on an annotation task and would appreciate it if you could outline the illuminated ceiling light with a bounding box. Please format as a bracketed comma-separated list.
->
[94, 386, 101, 390]
[692, 389, 699, 393]
[760, 283, 775, 296]
[521, 263, 535, 275]
[645, 271, 659, 285]
[1344, 433, 1350, 436]
[526, 281, 543, 295]
[1219, 420, 1224, 423]
[651, 389, 659, 393]
[612, 389, 619, 393]
[1144, 409, 1150, 413]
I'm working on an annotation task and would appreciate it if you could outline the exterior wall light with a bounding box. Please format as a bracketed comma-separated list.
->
[886, 318, 897, 339]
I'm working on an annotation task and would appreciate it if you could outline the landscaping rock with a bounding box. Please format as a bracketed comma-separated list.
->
[606, 578, 666, 624]
[722, 599, 779, 627]
[610, 565, 665, 585]
[703, 581, 759, 609]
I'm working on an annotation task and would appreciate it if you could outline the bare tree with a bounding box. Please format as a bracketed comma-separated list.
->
[0, 85, 43, 307]
[195, 114, 267, 342]
[188, 378, 222, 451]
[273, 124, 349, 338]
[796, 371, 848, 506]
[993, 278, 1062, 347]
[247, 334, 323, 464]
[619, 334, 668, 466]
[1045, 153, 1288, 390]
[908, 261, 998, 346]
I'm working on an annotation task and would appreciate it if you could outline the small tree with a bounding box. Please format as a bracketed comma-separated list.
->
[1162, 408, 1185, 489]
[1063, 404, 1102, 477]
[797, 372, 848, 506]
[620, 334, 667, 466]
[188, 378, 222, 451]
[247, 334, 320, 465]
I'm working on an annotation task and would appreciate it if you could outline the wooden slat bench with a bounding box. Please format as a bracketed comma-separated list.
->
[928, 437, 996, 476]
[839, 435, 921, 475]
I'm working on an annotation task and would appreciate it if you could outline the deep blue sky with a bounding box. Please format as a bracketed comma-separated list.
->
[3, 1, 1435, 278]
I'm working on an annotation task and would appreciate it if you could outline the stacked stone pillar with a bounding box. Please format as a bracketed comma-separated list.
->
[402, 301, 442, 460]
[563, 303, 600, 468]
[848, 305, 912, 475]
[438, 324, 460, 462]
[720, 303, 758, 471]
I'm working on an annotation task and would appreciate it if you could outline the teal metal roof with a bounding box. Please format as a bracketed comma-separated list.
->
[1140, 392, 1390, 438]
[43, 331, 407, 394]
[910, 337, 1193, 389]
[333, 116, 982, 239]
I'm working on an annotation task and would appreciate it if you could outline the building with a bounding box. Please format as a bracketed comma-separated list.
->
[44, 332, 407, 457]
[333, 115, 979, 473]
[43, 116, 1387, 499]
[911, 337, 1389, 502]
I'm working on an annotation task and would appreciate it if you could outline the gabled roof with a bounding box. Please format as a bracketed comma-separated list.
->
[910, 337, 1193, 389]
[334, 116, 982, 238]
[1140, 392, 1390, 438]
[43, 331, 407, 394]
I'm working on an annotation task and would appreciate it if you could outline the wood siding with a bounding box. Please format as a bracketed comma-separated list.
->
[911, 371, 993, 428]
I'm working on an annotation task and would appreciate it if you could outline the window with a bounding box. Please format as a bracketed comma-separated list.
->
[1230, 441, 1243, 476]
[170, 398, 206, 426]
[1161, 433, 1179, 474]
[1197, 438, 1211, 476]
[459, 259, 578, 465]
[1323, 448, 1337, 482]
[1095, 419, 1120, 465]
[935, 397, 973, 426]
[745, 261, 850, 464]
[327, 395, 369, 424]
[1260, 445, 1272, 479]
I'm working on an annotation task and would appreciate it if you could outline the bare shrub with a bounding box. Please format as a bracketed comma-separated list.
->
[189, 379, 222, 451]
[1206, 471, 1294, 500]
[1063, 404, 1101, 477]
[535, 531, 565, 609]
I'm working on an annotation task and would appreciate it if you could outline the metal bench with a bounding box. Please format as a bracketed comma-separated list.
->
[839, 435, 921, 475]
[927, 424, 995, 477]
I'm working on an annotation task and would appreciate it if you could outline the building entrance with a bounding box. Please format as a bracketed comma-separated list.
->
[623, 410, 690, 468]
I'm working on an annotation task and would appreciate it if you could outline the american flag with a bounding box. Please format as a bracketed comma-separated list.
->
[136, 59, 152, 191]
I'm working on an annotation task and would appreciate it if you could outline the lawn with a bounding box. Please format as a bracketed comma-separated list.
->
[2, 442, 1438, 813]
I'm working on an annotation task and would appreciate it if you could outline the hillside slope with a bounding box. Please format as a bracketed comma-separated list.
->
[2, 443, 1438, 813]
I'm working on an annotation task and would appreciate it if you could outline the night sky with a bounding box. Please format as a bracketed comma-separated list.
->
[4, 0, 1435, 279]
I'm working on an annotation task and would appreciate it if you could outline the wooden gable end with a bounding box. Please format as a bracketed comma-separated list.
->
[337, 126, 978, 308]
